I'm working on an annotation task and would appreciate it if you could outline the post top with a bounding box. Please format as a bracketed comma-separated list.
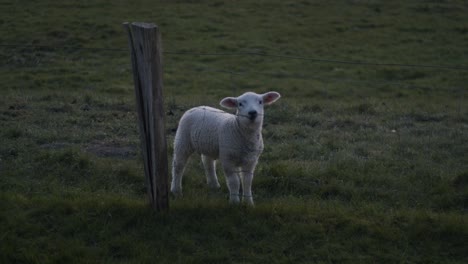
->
[123, 22, 158, 29]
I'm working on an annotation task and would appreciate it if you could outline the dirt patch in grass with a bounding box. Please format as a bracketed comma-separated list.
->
[85, 142, 137, 159]
[40, 142, 71, 150]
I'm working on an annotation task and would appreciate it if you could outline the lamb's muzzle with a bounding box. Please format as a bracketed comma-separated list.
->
[248, 110, 258, 120]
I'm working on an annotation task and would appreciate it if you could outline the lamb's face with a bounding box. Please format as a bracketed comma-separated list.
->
[220, 91, 281, 126]
[235, 92, 265, 124]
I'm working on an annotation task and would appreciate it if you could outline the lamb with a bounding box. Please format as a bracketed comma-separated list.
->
[171, 91, 281, 205]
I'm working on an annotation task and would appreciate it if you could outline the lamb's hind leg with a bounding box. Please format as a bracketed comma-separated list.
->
[171, 148, 192, 197]
[202, 155, 220, 190]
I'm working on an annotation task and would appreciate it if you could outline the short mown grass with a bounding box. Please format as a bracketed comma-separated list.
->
[1, 0, 467, 263]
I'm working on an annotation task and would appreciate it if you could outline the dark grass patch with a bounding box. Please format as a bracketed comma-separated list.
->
[453, 172, 468, 190]
[4, 127, 24, 139]
[377, 69, 427, 81]
[1, 190, 467, 263]
[40, 142, 71, 150]
[301, 104, 323, 113]
[354, 103, 377, 115]
[33, 148, 93, 184]
[327, 118, 377, 130]
[454, 26, 468, 34]
[46, 103, 74, 113]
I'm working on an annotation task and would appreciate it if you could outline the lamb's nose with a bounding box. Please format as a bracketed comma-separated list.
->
[248, 110, 257, 120]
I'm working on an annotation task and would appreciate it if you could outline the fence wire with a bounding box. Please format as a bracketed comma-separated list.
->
[2, 43, 465, 100]
[2, 43, 468, 71]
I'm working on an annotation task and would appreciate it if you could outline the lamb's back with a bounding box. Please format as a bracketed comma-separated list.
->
[177, 106, 234, 158]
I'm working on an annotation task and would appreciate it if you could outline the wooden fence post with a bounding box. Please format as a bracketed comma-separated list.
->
[123, 22, 169, 211]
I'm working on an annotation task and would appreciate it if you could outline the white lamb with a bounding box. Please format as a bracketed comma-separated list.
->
[171, 91, 281, 205]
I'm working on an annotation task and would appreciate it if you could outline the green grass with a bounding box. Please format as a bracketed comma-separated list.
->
[1, 0, 467, 263]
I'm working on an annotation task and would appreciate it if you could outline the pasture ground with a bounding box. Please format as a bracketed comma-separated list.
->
[1, 0, 467, 263]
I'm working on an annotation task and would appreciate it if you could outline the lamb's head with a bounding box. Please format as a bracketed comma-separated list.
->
[220, 91, 281, 127]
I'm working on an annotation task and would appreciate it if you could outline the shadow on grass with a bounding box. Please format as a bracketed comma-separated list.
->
[1, 192, 467, 263]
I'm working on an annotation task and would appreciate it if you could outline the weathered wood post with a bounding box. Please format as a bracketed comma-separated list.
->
[123, 22, 169, 211]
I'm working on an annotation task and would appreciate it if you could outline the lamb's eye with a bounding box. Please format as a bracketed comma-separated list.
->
[238, 102, 243, 107]
[259, 100, 263, 105]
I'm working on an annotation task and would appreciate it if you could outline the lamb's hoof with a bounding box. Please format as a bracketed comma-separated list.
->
[208, 186, 222, 198]
[207, 181, 221, 189]
[245, 200, 255, 207]
[240, 195, 255, 207]
[229, 194, 241, 205]
[170, 190, 183, 199]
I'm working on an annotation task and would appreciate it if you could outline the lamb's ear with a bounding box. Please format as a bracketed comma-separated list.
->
[220, 97, 238, 109]
[262, 92, 281, 105]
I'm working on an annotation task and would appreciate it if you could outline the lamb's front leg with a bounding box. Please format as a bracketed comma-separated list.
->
[222, 163, 241, 204]
[241, 162, 257, 206]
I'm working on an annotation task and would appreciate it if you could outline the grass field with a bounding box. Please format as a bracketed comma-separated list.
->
[1, 0, 467, 263]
